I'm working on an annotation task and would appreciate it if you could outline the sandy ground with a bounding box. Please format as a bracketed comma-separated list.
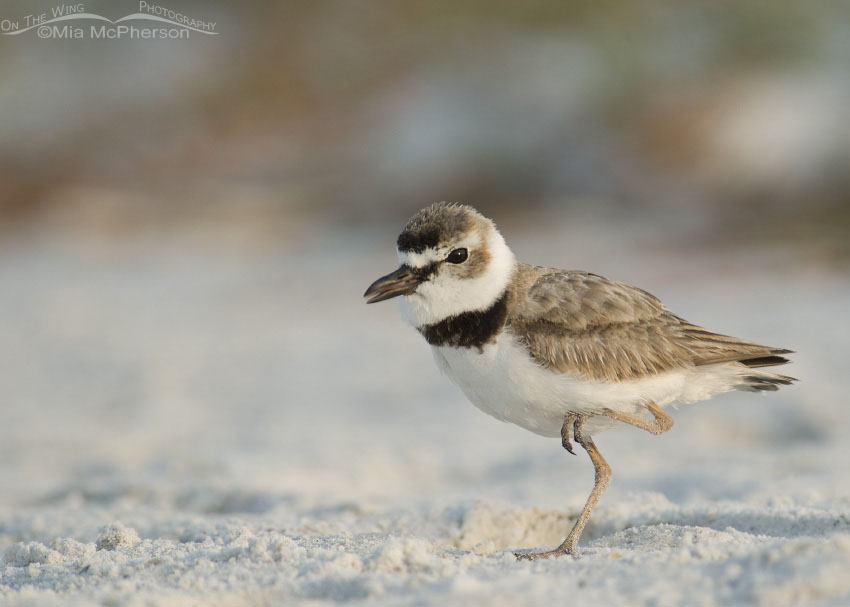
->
[1, 215, 848, 606]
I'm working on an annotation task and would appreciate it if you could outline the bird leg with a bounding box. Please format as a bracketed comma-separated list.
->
[516, 414, 612, 560]
[602, 400, 673, 435]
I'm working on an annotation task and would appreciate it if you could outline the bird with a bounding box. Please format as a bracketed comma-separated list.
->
[363, 202, 796, 560]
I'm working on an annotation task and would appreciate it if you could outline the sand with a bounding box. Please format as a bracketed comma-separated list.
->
[1, 219, 848, 606]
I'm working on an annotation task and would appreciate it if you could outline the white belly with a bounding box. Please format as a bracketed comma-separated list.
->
[431, 330, 741, 438]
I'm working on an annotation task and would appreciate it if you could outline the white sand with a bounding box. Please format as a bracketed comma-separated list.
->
[1, 219, 848, 606]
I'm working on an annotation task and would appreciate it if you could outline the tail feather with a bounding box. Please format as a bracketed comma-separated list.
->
[733, 348, 796, 391]
[739, 350, 794, 369]
[736, 369, 797, 392]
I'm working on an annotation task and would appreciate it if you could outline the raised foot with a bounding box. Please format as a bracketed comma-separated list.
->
[561, 412, 578, 455]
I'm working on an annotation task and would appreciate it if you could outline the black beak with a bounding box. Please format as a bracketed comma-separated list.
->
[363, 265, 421, 304]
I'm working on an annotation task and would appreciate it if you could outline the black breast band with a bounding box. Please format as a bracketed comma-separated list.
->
[419, 293, 508, 350]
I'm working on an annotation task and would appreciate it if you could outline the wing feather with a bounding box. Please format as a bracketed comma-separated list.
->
[507, 266, 791, 382]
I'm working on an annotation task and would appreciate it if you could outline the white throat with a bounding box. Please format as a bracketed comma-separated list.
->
[397, 227, 516, 328]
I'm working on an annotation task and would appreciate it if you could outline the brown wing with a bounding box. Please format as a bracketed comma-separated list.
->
[507, 266, 792, 382]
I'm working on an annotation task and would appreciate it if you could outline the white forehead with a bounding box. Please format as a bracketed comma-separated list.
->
[397, 231, 483, 268]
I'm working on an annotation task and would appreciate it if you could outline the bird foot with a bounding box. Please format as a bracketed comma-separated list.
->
[514, 545, 576, 561]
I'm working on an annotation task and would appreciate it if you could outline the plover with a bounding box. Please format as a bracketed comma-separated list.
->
[364, 202, 795, 560]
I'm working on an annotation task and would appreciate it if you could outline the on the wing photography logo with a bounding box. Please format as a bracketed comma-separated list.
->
[1, 2, 218, 39]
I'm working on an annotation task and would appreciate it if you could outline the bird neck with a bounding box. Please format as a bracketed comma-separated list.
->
[418, 291, 509, 350]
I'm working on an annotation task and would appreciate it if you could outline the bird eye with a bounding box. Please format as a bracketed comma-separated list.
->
[446, 248, 468, 264]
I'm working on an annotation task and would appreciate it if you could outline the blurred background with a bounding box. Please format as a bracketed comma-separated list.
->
[2, 0, 849, 247]
[1, 0, 848, 520]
